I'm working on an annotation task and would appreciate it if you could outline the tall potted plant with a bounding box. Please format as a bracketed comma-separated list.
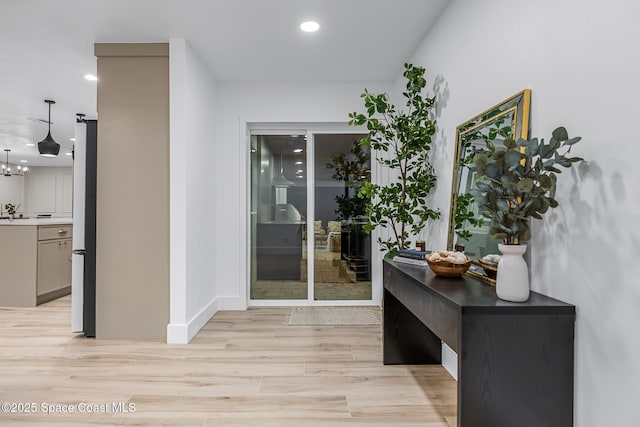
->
[471, 127, 583, 301]
[348, 63, 440, 254]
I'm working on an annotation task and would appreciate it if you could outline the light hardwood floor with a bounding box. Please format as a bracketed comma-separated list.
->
[0, 296, 457, 426]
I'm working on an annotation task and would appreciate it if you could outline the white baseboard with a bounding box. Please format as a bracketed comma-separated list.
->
[166, 296, 220, 344]
[442, 342, 458, 381]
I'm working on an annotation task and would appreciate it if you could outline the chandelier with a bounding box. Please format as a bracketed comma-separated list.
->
[2, 149, 28, 176]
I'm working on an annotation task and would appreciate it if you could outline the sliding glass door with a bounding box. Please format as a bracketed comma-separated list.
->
[249, 131, 371, 303]
[313, 134, 371, 300]
[250, 134, 307, 300]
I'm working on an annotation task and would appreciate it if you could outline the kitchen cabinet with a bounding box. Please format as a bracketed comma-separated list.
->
[0, 220, 73, 307]
[36, 226, 72, 298]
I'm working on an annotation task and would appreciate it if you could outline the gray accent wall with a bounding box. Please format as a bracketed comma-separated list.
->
[94, 43, 169, 339]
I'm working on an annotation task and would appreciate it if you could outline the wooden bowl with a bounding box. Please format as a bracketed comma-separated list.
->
[426, 258, 472, 278]
[477, 259, 498, 279]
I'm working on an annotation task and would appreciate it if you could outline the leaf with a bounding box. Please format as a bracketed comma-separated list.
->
[538, 175, 552, 191]
[517, 177, 534, 192]
[563, 136, 582, 146]
[505, 150, 523, 169]
[522, 138, 539, 156]
[552, 127, 569, 141]
[486, 163, 500, 178]
[496, 199, 509, 213]
[504, 138, 517, 150]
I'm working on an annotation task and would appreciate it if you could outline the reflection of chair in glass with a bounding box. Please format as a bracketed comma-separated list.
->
[327, 221, 341, 252]
[314, 220, 328, 250]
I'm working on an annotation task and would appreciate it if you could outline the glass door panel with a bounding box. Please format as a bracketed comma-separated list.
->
[250, 134, 307, 300]
[313, 134, 371, 300]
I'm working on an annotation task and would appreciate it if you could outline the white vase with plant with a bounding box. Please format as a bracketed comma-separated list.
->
[471, 127, 584, 302]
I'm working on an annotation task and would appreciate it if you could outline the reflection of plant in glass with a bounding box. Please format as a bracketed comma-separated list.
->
[325, 141, 370, 221]
[471, 127, 583, 244]
[459, 110, 515, 167]
[348, 63, 440, 253]
[454, 192, 484, 241]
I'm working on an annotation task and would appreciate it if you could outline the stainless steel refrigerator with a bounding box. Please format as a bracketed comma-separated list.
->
[71, 117, 96, 337]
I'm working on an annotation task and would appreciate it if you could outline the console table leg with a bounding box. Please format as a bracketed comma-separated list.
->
[383, 289, 442, 365]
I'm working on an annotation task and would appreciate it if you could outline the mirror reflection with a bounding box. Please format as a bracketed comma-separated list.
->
[447, 89, 531, 282]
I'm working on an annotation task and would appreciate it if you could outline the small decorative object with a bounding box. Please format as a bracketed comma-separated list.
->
[478, 254, 501, 280]
[471, 127, 584, 301]
[4, 202, 18, 219]
[426, 250, 472, 277]
[495, 244, 529, 300]
[416, 240, 426, 251]
[349, 63, 440, 254]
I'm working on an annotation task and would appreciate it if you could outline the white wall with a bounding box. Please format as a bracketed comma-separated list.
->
[24, 167, 73, 218]
[167, 39, 218, 343]
[1, 166, 72, 218]
[408, 0, 640, 425]
[215, 82, 391, 309]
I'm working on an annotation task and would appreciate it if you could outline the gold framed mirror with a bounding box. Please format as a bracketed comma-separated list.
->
[446, 89, 531, 283]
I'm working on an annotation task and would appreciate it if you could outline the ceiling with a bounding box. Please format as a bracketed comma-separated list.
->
[0, 0, 448, 167]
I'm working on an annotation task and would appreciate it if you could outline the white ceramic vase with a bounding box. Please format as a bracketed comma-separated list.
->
[496, 244, 529, 302]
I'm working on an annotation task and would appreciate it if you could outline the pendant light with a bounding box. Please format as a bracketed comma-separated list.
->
[37, 99, 60, 157]
[2, 149, 28, 176]
[272, 153, 295, 187]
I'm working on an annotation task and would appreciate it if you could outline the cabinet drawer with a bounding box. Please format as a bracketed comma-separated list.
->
[38, 225, 73, 241]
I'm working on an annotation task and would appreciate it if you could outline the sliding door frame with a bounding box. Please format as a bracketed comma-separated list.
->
[246, 123, 380, 307]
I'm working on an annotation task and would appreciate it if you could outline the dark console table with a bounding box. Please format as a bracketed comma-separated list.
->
[383, 259, 575, 427]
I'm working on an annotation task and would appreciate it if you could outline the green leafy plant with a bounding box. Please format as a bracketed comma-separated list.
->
[471, 127, 583, 244]
[454, 192, 484, 241]
[348, 63, 440, 253]
[4, 202, 17, 216]
[325, 141, 370, 221]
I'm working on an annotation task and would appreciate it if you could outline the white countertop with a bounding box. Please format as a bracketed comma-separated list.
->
[0, 217, 73, 226]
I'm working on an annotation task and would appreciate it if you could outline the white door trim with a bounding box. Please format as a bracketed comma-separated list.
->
[245, 122, 380, 307]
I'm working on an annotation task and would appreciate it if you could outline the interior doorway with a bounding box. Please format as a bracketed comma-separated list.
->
[249, 131, 372, 304]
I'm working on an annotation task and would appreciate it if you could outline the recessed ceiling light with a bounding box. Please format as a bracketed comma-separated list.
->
[20, 160, 28, 163]
[84, 74, 98, 81]
[65, 152, 73, 156]
[293, 148, 303, 153]
[70, 137, 76, 141]
[295, 161, 303, 165]
[300, 21, 320, 32]
[25, 143, 35, 147]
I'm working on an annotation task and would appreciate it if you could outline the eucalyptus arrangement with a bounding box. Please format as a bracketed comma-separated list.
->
[471, 126, 583, 245]
[348, 63, 440, 253]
